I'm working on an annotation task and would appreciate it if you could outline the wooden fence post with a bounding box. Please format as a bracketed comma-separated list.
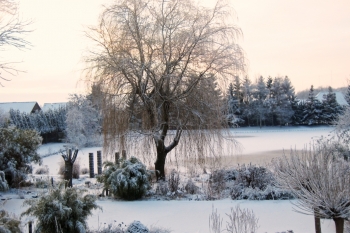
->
[89, 153, 94, 178]
[97, 151, 102, 175]
[115, 152, 120, 167]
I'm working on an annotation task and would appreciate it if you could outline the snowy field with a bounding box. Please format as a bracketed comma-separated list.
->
[1, 126, 337, 232]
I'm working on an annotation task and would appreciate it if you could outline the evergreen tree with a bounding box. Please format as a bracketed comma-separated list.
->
[252, 76, 269, 127]
[241, 76, 254, 126]
[226, 83, 243, 127]
[302, 85, 323, 125]
[345, 83, 350, 105]
[322, 86, 342, 124]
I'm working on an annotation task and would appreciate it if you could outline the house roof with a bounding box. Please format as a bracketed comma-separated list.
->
[42, 102, 67, 112]
[0, 102, 41, 114]
[315, 91, 348, 106]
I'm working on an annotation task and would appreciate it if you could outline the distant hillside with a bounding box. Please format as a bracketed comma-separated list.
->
[296, 86, 347, 100]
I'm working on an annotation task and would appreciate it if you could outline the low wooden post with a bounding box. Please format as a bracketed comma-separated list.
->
[28, 221, 32, 233]
[89, 153, 94, 178]
[115, 152, 120, 166]
[97, 151, 102, 175]
[122, 150, 126, 160]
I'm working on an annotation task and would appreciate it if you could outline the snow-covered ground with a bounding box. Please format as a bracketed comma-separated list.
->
[1, 126, 337, 232]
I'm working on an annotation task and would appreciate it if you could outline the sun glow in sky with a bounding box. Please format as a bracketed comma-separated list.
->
[0, 0, 349, 105]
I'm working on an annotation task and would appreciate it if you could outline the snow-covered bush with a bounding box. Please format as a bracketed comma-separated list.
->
[0, 127, 42, 186]
[35, 166, 49, 175]
[209, 169, 226, 197]
[126, 221, 149, 233]
[98, 157, 150, 200]
[234, 164, 273, 190]
[0, 171, 9, 191]
[0, 210, 21, 233]
[167, 169, 180, 193]
[21, 182, 100, 233]
[224, 164, 293, 200]
[155, 180, 169, 195]
[185, 178, 198, 194]
[87, 221, 170, 233]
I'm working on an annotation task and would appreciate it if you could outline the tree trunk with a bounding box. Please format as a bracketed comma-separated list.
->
[334, 218, 344, 233]
[314, 214, 321, 233]
[64, 161, 73, 188]
[154, 148, 167, 181]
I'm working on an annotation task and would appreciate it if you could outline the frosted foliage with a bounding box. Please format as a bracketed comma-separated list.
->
[0, 108, 9, 127]
[66, 107, 87, 148]
[0, 171, 9, 191]
[21, 183, 100, 233]
[101, 157, 150, 200]
[0, 127, 41, 186]
[273, 145, 350, 224]
[66, 94, 101, 148]
[0, 210, 21, 233]
[126, 221, 149, 233]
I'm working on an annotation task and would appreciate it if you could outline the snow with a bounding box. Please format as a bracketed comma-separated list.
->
[41, 102, 67, 112]
[0, 102, 39, 114]
[316, 91, 348, 106]
[0, 126, 337, 232]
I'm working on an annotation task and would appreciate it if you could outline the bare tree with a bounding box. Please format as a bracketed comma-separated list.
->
[61, 148, 79, 188]
[85, 0, 245, 180]
[272, 145, 350, 233]
[0, 0, 31, 86]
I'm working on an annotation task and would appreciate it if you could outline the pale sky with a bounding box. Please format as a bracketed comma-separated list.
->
[0, 0, 349, 106]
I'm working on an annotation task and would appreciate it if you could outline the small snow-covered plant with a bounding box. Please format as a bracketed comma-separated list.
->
[155, 180, 169, 195]
[0, 127, 42, 187]
[81, 167, 89, 175]
[209, 205, 223, 233]
[21, 182, 100, 233]
[0, 171, 9, 191]
[98, 157, 150, 200]
[184, 178, 198, 194]
[35, 166, 49, 175]
[126, 221, 149, 233]
[167, 169, 180, 193]
[225, 206, 259, 233]
[0, 210, 21, 233]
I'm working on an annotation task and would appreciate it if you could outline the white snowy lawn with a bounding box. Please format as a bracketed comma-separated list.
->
[1, 126, 337, 232]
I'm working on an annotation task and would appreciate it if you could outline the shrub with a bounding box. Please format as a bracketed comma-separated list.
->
[226, 164, 293, 200]
[235, 164, 273, 190]
[97, 157, 150, 200]
[0, 171, 9, 191]
[21, 182, 100, 233]
[126, 221, 149, 233]
[35, 166, 49, 175]
[0, 128, 42, 186]
[209, 169, 226, 197]
[184, 178, 198, 194]
[81, 167, 89, 175]
[58, 159, 81, 179]
[0, 210, 21, 233]
[167, 169, 180, 193]
[155, 181, 169, 195]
